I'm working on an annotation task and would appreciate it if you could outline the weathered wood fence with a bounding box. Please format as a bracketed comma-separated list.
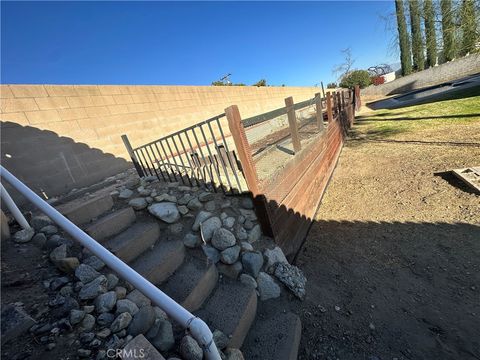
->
[124, 87, 359, 259]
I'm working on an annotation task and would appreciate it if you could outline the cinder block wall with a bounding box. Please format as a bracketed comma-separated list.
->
[362, 53, 480, 101]
[1, 84, 319, 200]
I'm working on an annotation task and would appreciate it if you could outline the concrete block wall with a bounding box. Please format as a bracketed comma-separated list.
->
[1, 84, 319, 200]
[362, 53, 480, 101]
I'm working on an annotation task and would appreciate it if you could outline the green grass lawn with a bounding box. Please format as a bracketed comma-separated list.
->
[354, 95, 480, 140]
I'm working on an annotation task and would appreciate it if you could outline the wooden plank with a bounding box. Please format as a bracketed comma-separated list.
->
[452, 167, 480, 193]
[315, 92, 324, 131]
[326, 92, 333, 123]
[285, 97, 301, 153]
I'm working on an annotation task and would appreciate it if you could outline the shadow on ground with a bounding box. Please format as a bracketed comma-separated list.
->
[291, 220, 480, 360]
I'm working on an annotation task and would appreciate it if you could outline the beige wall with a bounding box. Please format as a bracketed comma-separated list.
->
[1, 84, 319, 200]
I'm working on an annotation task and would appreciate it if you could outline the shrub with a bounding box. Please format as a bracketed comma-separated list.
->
[326, 82, 337, 89]
[339, 70, 372, 89]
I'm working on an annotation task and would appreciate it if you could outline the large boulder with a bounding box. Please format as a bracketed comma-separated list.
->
[212, 228, 236, 251]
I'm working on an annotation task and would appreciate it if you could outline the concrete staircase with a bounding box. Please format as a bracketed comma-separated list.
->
[56, 192, 300, 359]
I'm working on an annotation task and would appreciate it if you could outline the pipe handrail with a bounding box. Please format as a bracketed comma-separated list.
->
[0, 165, 221, 360]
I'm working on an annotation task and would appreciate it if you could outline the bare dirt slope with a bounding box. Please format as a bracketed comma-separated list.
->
[295, 97, 480, 360]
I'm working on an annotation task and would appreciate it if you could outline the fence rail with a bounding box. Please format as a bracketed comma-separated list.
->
[123, 114, 247, 194]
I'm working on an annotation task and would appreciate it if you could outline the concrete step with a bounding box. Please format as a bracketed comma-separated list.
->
[160, 257, 218, 312]
[132, 240, 185, 285]
[57, 194, 113, 225]
[195, 279, 257, 349]
[106, 221, 160, 263]
[241, 312, 301, 360]
[85, 207, 136, 243]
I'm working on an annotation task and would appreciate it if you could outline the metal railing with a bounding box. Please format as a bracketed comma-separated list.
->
[0, 165, 221, 360]
[122, 113, 247, 194]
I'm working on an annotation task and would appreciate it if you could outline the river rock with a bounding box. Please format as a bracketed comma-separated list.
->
[126, 289, 151, 308]
[95, 291, 117, 313]
[69, 309, 86, 325]
[239, 274, 257, 288]
[187, 197, 202, 211]
[13, 228, 35, 243]
[241, 251, 263, 278]
[150, 319, 175, 352]
[192, 211, 212, 231]
[179, 335, 203, 360]
[201, 245, 220, 263]
[264, 247, 288, 270]
[148, 203, 180, 223]
[198, 192, 214, 202]
[75, 264, 101, 283]
[200, 217, 222, 241]
[220, 245, 241, 264]
[257, 272, 281, 301]
[79, 276, 108, 300]
[128, 197, 148, 210]
[212, 228, 236, 250]
[183, 233, 201, 248]
[247, 224, 261, 243]
[111, 312, 132, 333]
[116, 299, 139, 316]
[127, 306, 155, 336]
[31, 215, 54, 230]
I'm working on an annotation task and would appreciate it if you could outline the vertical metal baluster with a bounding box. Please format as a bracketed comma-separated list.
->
[171, 134, 193, 186]
[158, 139, 179, 182]
[133, 149, 148, 178]
[139, 147, 154, 176]
[145, 145, 161, 180]
[199, 123, 225, 192]
[191, 127, 216, 191]
[177, 133, 197, 186]
[154, 142, 174, 182]
[164, 137, 184, 184]
[216, 117, 243, 193]
[184, 131, 206, 187]
[207, 121, 233, 193]
[150, 142, 167, 181]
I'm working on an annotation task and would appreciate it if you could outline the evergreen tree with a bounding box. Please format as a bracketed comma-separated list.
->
[441, 0, 456, 61]
[409, 0, 425, 71]
[423, 0, 438, 67]
[395, 0, 413, 75]
[459, 0, 478, 56]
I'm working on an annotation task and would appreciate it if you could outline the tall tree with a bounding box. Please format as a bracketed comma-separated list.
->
[423, 0, 438, 67]
[409, 0, 425, 71]
[441, 0, 456, 61]
[395, 0, 412, 75]
[459, 0, 478, 56]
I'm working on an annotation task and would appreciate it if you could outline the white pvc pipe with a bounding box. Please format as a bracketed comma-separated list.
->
[0, 166, 221, 360]
[0, 182, 32, 230]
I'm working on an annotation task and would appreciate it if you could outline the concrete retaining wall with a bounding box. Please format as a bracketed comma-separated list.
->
[362, 53, 480, 101]
[1, 84, 319, 200]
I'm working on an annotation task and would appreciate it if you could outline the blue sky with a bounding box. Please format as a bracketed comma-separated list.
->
[1, 1, 398, 86]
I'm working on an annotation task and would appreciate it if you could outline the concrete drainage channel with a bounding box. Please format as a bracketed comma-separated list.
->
[3, 168, 306, 360]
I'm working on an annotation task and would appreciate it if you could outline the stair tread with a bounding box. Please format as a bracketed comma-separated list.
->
[84, 207, 136, 242]
[195, 279, 257, 349]
[57, 194, 113, 225]
[160, 257, 218, 312]
[242, 311, 301, 360]
[132, 240, 185, 285]
[106, 221, 160, 263]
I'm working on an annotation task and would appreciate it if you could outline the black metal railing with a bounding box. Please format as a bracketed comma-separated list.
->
[123, 114, 247, 194]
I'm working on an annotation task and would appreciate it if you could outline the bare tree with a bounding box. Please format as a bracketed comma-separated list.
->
[332, 48, 355, 80]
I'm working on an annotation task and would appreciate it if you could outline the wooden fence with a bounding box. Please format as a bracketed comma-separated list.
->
[225, 88, 358, 259]
[125, 87, 358, 259]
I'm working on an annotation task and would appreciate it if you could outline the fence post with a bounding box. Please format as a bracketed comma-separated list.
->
[284, 97, 302, 153]
[354, 85, 361, 112]
[314, 93, 324, 131]
[224, 106, 260, 195]
[224, 105, 274, 237]
[121, 134, 145, 177]
[326, 92, 333, 123]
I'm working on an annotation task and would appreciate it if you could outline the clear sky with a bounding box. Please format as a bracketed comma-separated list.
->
[1, 1, 398, 86]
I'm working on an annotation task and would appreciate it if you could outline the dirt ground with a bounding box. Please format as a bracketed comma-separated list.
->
[293, 102, 480, 360]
